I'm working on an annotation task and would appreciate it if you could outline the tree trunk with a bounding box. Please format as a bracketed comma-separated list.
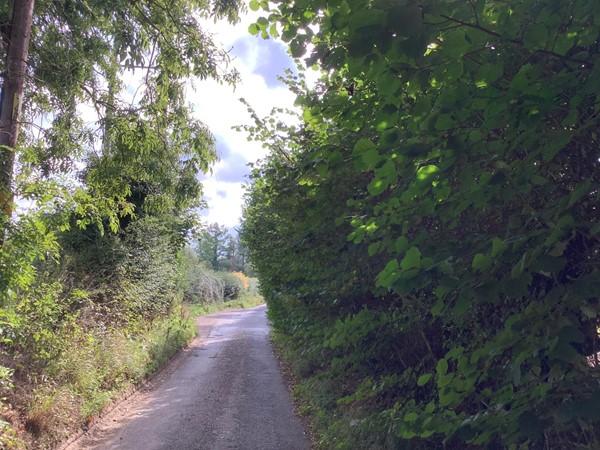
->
[0, 0, 35, 218]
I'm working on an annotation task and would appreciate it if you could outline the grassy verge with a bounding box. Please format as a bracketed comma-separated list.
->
[3, 304, 196, 450]
[270, 329, 395, 450]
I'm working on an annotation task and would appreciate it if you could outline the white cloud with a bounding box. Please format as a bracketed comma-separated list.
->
[199, 179, 246, 230]
[189, 13, 298, 228]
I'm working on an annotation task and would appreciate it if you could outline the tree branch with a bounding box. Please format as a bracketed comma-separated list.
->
[439, 14, 592, 67]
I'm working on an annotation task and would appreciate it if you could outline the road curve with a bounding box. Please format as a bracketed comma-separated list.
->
[66, 305, 309, 450]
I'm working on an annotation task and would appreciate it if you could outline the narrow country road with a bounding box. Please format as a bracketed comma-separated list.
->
[65, 305, 309, 450]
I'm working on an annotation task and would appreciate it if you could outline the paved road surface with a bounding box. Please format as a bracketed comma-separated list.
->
[66, 305, 309, 450]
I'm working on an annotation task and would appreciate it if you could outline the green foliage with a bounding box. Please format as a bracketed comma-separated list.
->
[20, 305, 194, 447]
[195, 223, 251, 273]
[216, 272, 244, 300]
[180, 247, 258, 307]
[243, 0, 600, 447]
[196, 223, 234, 271]
[0, 210, 198, 446]
[0, 0, 246, 446]
[180, 248, 225, 304]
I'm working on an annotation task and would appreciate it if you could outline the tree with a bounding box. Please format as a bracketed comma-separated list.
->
[0, 0, 35, 221]
[0, 0, 242, 235]
[0, 1, 245, 445]
[0, 0, 244, 304]
[196, 222, 233, 271]
[232, 233, 251, 274]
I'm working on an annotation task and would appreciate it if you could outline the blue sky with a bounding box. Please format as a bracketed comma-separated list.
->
[187, 13, 298, 228]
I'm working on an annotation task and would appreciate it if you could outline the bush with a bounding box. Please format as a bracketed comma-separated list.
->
[216, 272, 244, 300]
[179, 248, 254, 304]
[179, 248, 225, 304]
[230, 271, 250, 291]
[0, 212, 197, 447]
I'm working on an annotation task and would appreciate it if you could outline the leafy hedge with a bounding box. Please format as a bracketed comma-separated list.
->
[242, 0, 600, 448]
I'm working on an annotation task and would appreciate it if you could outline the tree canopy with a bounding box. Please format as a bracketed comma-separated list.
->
[0, 0, 244, 300]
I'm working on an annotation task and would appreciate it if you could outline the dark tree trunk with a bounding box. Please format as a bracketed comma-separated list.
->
[0, 0, 35, 218]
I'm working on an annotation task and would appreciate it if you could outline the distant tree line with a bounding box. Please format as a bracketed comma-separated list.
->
[195, 222, 251, 274]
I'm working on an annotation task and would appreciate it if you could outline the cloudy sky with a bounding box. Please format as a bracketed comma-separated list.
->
[188, 13, 298, 230]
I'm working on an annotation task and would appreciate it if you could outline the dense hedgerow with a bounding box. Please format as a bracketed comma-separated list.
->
[243, 0, 600, 448]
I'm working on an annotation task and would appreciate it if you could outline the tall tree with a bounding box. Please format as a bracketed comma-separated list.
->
[0, 0, 244, 308]
[196, 222, 233, 271]
[0, 0, 242, 233]
[0, 0, 35, 219]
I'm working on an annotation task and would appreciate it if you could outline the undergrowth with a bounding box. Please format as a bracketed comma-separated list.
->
[4, 304, 195, 450]
[270, 330, 361, 450]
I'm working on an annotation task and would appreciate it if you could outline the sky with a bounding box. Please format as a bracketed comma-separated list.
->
[188, 12, 298, 230]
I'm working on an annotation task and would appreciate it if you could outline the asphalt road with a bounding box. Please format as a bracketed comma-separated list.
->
[66, 305, 309, 450]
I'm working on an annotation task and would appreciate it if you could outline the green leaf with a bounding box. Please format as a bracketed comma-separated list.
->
[400, 246, 421, 270]
[353, 138, 376, 158]
[554, 33, 576, 55]
[543, 133, 572, 162]
[472, 253, 490, 271]
[442, 30, 469, 59]
[404, 412, 419, 422]
[491, 237, 507, 257]
[453, 295, 470, 317]
[248, 23, 260, 35]
[289, 39, 307, 58]
[476, 63, 504, 86]
[431, 298, 444, 317]
[417, 373, 433, 386]
[395, 236, 409, 254]
[367, 177, 388, 196]
[511, 253, 526, 278]
[248, 0, 260, 11]
[568, 179, 591, 208]
[436, 358, 448, 376]
[377, 259, 400, 287]
[269, 24, 279, 38]
[368, 242, 380, 256]
[416, 165, 439, 182]
[434, 114, 455, 130]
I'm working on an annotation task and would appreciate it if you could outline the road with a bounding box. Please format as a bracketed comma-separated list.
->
[65, 305, 309, 450]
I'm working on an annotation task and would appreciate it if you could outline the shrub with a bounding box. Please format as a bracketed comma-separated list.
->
[184, 268, 225, 304]
[216, 272, 244, 300]
[230, 271, 250, 291]
[179, 249, 225, 304]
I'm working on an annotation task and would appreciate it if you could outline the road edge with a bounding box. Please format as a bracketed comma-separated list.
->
[58, 311, 222, 450]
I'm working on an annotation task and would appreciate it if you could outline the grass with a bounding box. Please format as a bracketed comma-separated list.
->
[269, 329, 388, 450]
[4, 303, 196, 449]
